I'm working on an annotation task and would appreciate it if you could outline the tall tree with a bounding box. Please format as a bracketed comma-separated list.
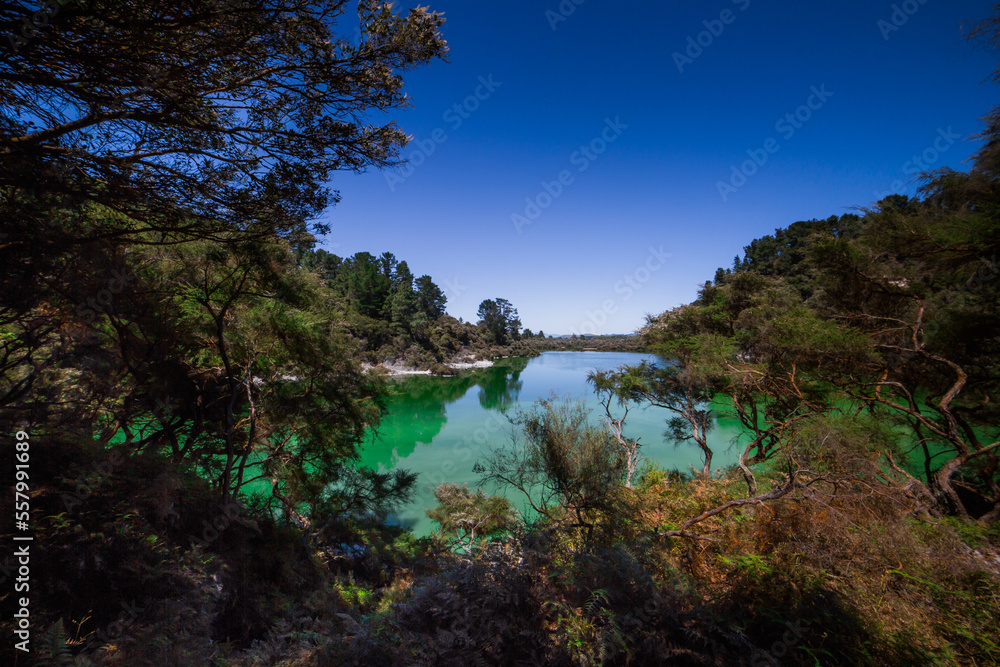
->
[390, 279, 420, 335]
[477, 298, 521, 345]
[415, 275, 447, 319]
[380, 252, 400, 282]
[393, 260, 414, 289]
[344, 252, 392, 319]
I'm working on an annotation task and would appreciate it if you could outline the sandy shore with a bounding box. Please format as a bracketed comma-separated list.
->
[446, 360, 495, 370]
[363, 359, 494, 377]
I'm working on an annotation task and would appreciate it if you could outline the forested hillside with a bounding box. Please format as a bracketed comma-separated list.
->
[299, 249, 535, 369]
[710, 177, 1000, 516]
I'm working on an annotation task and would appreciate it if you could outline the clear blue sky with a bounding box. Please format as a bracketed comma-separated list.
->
[318, 0, 998, 336]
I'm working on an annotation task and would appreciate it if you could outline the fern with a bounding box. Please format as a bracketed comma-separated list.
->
[36, 619, 89, 667]
[584, 588, 611, 617]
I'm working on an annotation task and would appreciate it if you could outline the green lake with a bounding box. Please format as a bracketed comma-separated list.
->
[357, 351, 745, 536]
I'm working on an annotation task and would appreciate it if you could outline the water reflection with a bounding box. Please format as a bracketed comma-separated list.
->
[362, 359, 528, 469]
[477, 357, 527, 412]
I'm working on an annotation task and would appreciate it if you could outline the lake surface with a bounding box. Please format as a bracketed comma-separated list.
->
[357, 351, 744, 536]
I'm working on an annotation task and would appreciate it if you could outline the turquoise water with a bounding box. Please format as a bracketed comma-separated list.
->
[357, 351, 744, 536]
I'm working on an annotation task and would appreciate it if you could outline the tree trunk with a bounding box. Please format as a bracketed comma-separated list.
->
[737, 441, 758, 495]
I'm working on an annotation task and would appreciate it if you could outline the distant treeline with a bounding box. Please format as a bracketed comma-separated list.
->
[530, 334, 647, 353]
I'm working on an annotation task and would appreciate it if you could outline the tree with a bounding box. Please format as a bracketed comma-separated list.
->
[803, 201, 1000, 518]
[965, 10, 1000, 175]
[53, 236, 397, 522]
[658, 174, 1000, 517]
[390, 279, 420, 335]
[299, 248, 343, 284]
[314, 467, 418, 539]
[344, 252, 393, 319]
[475, 398, 626, 536]
[415, 275, 447, 319]
[592, 306, 732, 480]
[588, 370, 644, 488]
[0, 0, 448, 247]
[427, 483, 518, 557]
[477, 298, 521, 345]
[477, 299, 500, 344]
[0, 0, 447, 440]
[380, 253, 401, 282]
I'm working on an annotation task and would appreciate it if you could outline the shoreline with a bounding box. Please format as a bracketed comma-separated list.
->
[364, 359, 495, 377]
